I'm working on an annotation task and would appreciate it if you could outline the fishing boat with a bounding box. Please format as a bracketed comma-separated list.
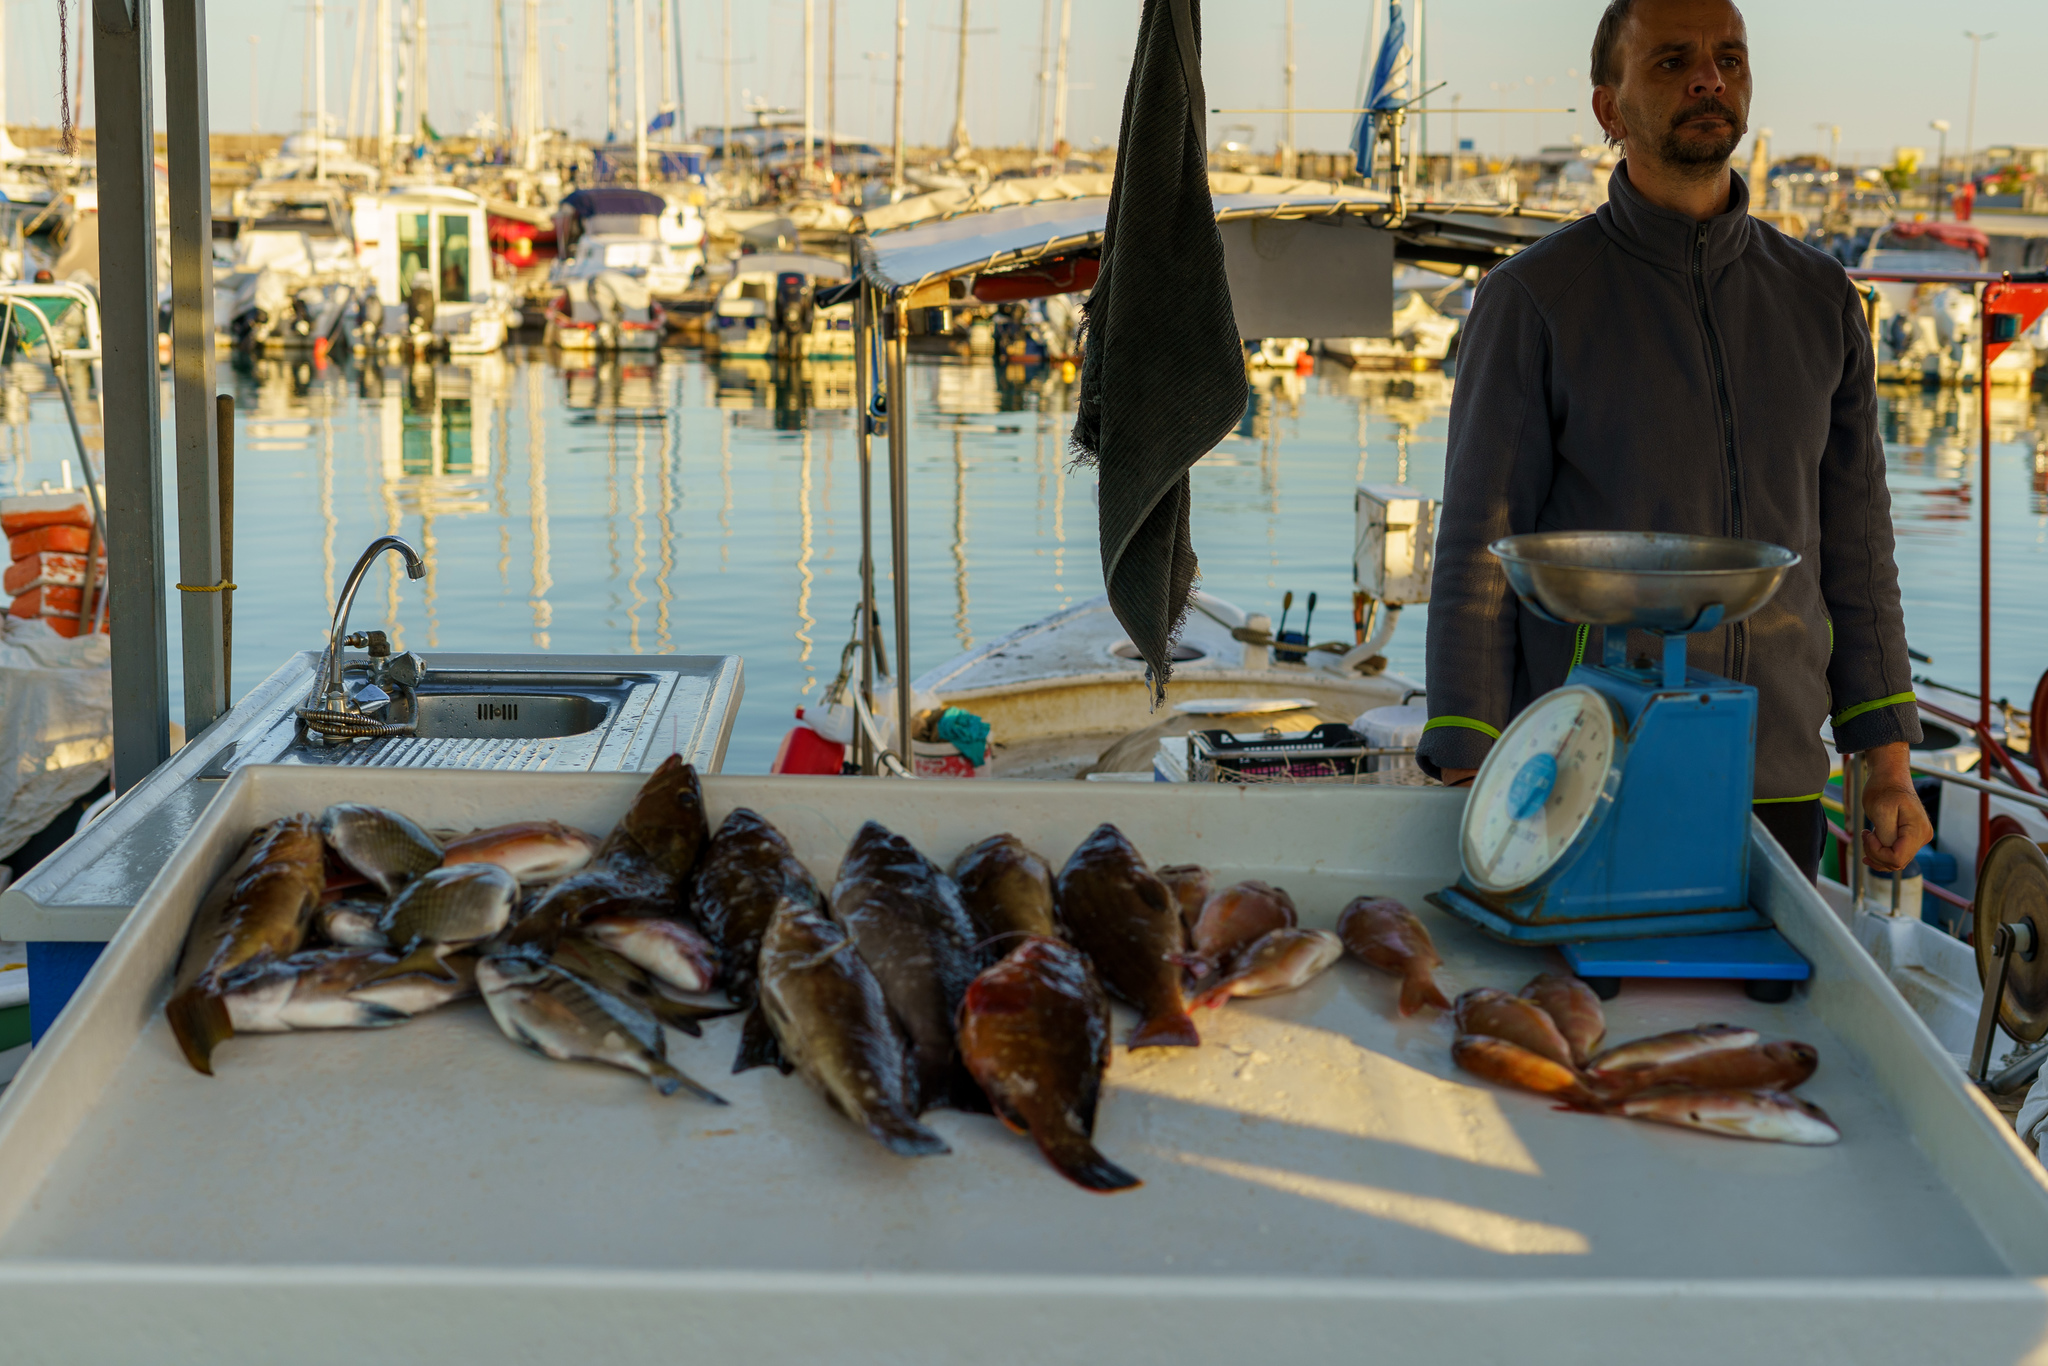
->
[543, 272, 665, 352]
[213, 184, 372, 352]
[352, 184, 520, 355]
[549, 188, 706, 309]
[704, 251, 854, 360]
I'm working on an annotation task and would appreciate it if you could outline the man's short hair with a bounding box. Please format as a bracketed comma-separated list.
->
[1589, 0, 1639, 89]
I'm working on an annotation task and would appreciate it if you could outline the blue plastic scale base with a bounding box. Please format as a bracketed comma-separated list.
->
[1561, 929, 1810, 982]
[1428, 885, 1769, 945]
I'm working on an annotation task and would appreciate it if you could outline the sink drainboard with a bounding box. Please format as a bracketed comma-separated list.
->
[319, 736, 567, 771]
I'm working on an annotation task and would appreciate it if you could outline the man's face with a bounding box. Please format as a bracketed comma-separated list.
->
[1597, 0, 1751, 173]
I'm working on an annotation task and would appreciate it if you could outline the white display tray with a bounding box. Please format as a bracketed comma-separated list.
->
[1, 768, 2046, 1363]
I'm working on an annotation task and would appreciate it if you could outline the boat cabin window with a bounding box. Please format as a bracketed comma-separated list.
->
[398, 213, 431, 296]
[739, 281, 767, 301]
[440, 214, 473, 302]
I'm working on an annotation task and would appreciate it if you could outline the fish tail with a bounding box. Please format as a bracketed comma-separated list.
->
[1128, 1007, 1201, 1049]
[359, 944, 461, 987]
[1400, 967, 1452, 1016]
[650, 1059, 728, 1105]
[1039, 1130, 1144, 1193]
[1187, 980, 1236, 1011]
[868, 1108, 952, 1157]
[165, 987, 232, 1075]
[732, 1002, 792, 1075]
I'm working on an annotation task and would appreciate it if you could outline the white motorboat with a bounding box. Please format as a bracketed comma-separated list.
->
[352, 183, 518, 354]
[705, 251, 853, 360]
[213, 186, 373, 352]
[544, 272, 665, 351]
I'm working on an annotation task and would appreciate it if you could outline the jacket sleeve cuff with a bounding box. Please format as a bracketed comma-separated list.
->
[1830, 694, 1923, 754]
[1414, 717, 1500, 781]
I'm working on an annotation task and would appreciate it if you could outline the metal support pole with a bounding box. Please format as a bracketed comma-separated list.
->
[1979, 283, 1994, 871]
[853, 281, 876, 775]
[886, 291, 913, 773]
[633, 0, 648, 184]
[164, 0, 227, 737]
[890, 0, 906, 196]
[92, 0, 172, 788]
[218, 393, 235, 699]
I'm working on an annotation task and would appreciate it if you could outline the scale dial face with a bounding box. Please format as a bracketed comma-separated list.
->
[1460, 686, 1622, 894]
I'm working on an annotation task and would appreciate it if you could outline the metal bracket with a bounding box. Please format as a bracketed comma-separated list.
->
[1970, 919, 2037, 1087]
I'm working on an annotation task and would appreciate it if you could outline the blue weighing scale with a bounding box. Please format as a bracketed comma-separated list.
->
[1427, 531, 1813, 1002]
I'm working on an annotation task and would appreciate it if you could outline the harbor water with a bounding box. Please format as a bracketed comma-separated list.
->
[4, 351, 2044, 773]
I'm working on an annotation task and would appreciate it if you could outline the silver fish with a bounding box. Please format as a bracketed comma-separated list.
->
[1611, 1088, 1841, 1145]
[223, 949, 476, 1031]
[317, 900, 390, 950]
[321, 804, 444, 897]
[478, 950, 726, 1103]
[379, 863, 520, 951]
[582, 912, 718, 995]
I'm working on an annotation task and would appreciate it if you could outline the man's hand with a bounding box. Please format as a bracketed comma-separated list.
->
[1441, 767, 1478, 788]
[1854, 741, 1933, 874]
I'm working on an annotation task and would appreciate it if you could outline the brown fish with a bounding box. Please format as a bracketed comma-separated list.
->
[596, 754, 711, 882]
[1610, 1089, 1840, 1145]
[166, 814, 327, 1074]
[1054, 824, 1199, 1049]
[1451, 1034, 1598, 1108]
[1520, 972, 1606, 1067]
[830, 821, 984, 1107]
[223, 948, 476, 1032]
[757, 896, 949, 1156]
[441, 820, 600, 883]
[1596, 1041, 1819, 1097]
[691, 807, 824, 1007]
[1585, 1025, 1760, 1088]
[1154, 864, 1213, 940]
[958, 936, 1140, 1192]
[1455, 987, 1576, 1069]
[950, 834, 1060, 960]
[320, 804, 442, 897]
[1337, 896, 1450, 1015]
[1190, 881, 1298, 967]
[1189, 928, 1343, 1009]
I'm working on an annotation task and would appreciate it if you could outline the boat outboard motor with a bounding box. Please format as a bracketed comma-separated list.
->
[591, 273, 626, 350]
[358, 289, 385, 347]
[775, 271, 810, 356]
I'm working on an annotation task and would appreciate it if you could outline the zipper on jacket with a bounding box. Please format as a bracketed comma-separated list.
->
[1692, 222, 1746, 681]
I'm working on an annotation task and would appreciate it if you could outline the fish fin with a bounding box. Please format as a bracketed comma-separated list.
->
[360, 943, 461, 987]
[1037, 1128, 1143, 1193]
[165, 987, 231, 1075]
[1128, 1008, 1201, 1049]
[1188, 978, 1241, 1011]
[732, 1003, 792, 1075]
[1170, 951, 1214, 980]
[650, 1060, 728, 1105]
[867, 1109, 952, 1157]
[1399, 969, 1451, 1016]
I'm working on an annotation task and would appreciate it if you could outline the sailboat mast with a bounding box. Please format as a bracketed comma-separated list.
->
[376, 0, 392, 173]
[803, 0, 814, 185]
[412, 0, 428, 153]
[890, 0, 905, 195]
[722, 0, 733, 190]
[1051, 0, 1071, 154]
[606, 0, 620, 143]
[634, 0, 648, 183]
[492, 0, 508, 152]
[948, 0, 970, 157]
[657, 0, 671, 116]
[1034, 0, 1050, 156]
[671, 0, 686, 139]
[314, 0, 328, 179]
[1281, 0, 1295, 178]
[825, 0, 834, 179]
[520, 0, 541, 171]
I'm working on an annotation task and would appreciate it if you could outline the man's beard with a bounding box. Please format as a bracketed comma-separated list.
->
[1623, 96, 1747, 174]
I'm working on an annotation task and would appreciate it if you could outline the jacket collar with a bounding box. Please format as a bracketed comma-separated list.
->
[1597, 160, 1754, 272]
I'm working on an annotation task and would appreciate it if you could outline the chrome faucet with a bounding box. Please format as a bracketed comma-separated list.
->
[300, 535, 427, 739]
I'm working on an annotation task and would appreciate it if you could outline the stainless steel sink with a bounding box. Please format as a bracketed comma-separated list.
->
[408, 692, 610, 740]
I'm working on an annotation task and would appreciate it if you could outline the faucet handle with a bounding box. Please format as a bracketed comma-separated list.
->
[343, 630, 392, 659]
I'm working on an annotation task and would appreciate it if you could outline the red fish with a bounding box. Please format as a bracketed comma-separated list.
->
[1337, 896, 1450, 1015]
[1455, 987, 1575, 1069]
[1451, 1034, 1598, 1108]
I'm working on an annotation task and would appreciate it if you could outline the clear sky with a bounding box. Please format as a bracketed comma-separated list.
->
[3, 0, 2042, 166]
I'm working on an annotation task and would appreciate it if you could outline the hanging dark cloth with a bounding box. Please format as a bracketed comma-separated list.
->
[1071, 0, 1245, 705]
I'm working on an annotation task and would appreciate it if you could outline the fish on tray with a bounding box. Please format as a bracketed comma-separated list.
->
[830, 820, 985, 1108]
[1189, 928, 1342, 1010]
[551, 936, 736, 1036]
[1593, 1040, 1818, 1097]
[1450, 1034, 1599, 1108]
[950, 834, 1060, 961]
[692, 807, 824, 1007]
[1583, 1025, 1760, 1089]
[1337, 896, 1450, 1015]
[1055, 824, 1199, 1049]
[478, 948, 726, 1103]
[317, 899, 390, 950]
[595, 754, 711, 884]
[958, 936, 1140, 1193]
[1608, 1088, 1840, 1145]
[1519, 972, 1606, 1067]
[1454, 987, 1576, 1070]
[582, 912, 718, 996]
[223, 949, 477, 1032]
[373, 862, 521, 981]
[321, 803, 442, 897]
[1188, 881, 1298, 972]
[440, 820, 600, 884]
[757, 896, 949, 1156]
[165, 814, 328, 1074]
[1153, 864, 1212, 942]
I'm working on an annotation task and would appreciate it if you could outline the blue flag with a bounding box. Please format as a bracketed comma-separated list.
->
[1351, 1, 1410, 176]
[648, 107, 677, 134]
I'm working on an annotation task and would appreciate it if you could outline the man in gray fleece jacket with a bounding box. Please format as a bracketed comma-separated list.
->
[1415, 0, 1931, 880]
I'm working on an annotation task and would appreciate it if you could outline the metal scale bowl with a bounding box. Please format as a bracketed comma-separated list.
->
[1431, 532, 1812, 998]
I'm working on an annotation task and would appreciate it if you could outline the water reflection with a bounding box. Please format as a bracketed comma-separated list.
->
[0, 344, 2034, 773]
